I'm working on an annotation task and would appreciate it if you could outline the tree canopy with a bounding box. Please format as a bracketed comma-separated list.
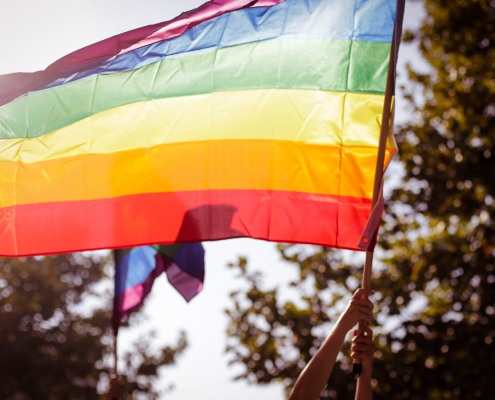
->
[225, 0, 495, 399]
[0, 253, 187, 399]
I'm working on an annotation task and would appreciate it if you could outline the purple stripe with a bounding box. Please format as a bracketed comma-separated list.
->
[46, 0, 285, 72]
[0, 0, 285, 107]
[172, 243, 205, 279]
[157, 254, 204, 302]
[165, 263, 204, 302]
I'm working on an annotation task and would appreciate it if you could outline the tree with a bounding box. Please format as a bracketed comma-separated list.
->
[225, 0, 495, 399]
[0, 253, 187, 399]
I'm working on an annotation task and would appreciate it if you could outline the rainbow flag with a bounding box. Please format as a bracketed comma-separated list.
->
[113, 243, 205, 334]
[0, 0, 398, 256]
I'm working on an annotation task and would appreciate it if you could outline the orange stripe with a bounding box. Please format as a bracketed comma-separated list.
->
[0, 140, 393, 208]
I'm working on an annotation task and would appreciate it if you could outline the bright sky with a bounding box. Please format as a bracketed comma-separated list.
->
[0, 1, 426, 398]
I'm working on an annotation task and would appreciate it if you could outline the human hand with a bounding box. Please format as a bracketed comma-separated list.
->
[106, 375, 121, 400]
[351, 326, 375, 369]
[335, 288, 374, 333]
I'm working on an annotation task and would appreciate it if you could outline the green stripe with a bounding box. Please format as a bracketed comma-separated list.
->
[0, 39, 390, 140]
[115, 248, 133, 264]
[151, 244, 182, 258]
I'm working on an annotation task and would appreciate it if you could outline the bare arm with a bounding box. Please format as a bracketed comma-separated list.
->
[288, 288, 374, 400]
[352, 326, 375, 400]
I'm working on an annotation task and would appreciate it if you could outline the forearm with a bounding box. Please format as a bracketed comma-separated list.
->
[354, 362, 373, 400]
[289, 288, 375, 400]
[288, 326, 348, 400]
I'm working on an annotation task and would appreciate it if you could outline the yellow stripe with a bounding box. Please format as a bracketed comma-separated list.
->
[0, 139, 394, 208]
[0, 89, 394, 164]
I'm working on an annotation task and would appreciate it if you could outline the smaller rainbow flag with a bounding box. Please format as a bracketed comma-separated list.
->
[113, 243, 205, 334]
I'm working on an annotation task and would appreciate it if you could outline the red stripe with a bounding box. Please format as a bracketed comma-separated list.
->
[0, 190, 372, 256]
[46, 0, 286, 72]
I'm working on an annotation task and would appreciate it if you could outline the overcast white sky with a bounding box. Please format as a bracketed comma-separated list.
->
[0, 1, 427, 398]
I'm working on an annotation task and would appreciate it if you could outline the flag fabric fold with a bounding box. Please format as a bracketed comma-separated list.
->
[113, 242, 205, 334]
[0, 0, 399, 256]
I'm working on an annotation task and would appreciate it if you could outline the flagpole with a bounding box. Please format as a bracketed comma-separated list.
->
[108, 249, 121, 400]
[113, 332, 118, 377]
[352, 0, 405, 378]
[112, 248, 119, 379]
[107, 333, 121, 400]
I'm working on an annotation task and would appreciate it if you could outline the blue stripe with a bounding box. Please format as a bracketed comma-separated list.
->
[114, 246, 158, 295]
[172, 243, 206, 279]
[0, 0, 395, 104]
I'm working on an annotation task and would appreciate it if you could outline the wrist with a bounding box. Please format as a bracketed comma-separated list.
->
[330, 323, 349, 341]
[359, 360, 373, 377]
[334, 315, 354, 335]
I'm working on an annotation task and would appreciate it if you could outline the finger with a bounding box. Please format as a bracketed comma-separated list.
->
[353, 331, 366, 340]
[350, 304, 373, 320]
[354, 326, 374, 339]
[351, 351, 373, 360]
[359, 312, 373, 324]
[352, 330, 370, 339]
[363, 326, 373, 337]
[352, 342, 375, 355]
[353, 288, 375, 299]
[352, 336, 366, 344]
[356, 307, 373, 317]
[351, 350, 367, 358]
[352, 342, 371, 351]
[351, 344, 375, 353]
[352, 335, 372, 344]
[356, 325, 373, 333]
[355, 304, 374, 316]
[351, 350, 373, 358]
[353, 299, 375, 310]
[350, 303, 374, 318]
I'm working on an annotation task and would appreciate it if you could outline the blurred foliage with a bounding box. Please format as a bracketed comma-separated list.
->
[226, 251, 367, 398]
[225, 0, 495, 399]
[0, 253, 187, 399]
